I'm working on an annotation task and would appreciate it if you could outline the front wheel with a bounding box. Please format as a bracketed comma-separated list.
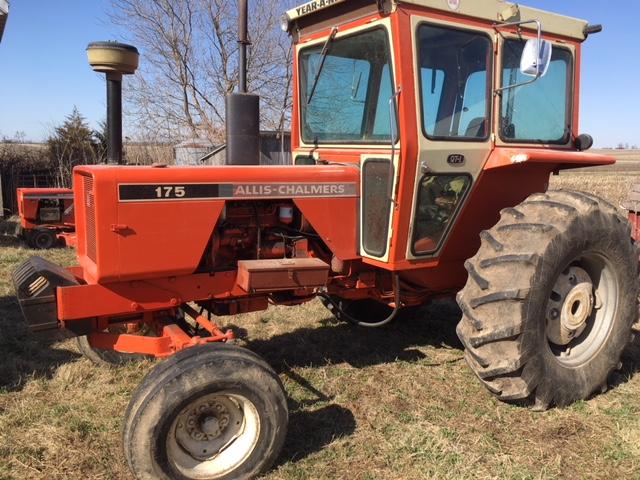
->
[457, 190, 638, 409]
[123, 344, 288, 480]
[29, 229, 56, 249]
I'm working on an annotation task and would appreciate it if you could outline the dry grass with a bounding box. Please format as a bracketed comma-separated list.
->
[2, 165, 640, 480]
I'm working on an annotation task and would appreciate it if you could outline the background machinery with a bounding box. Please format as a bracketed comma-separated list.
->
[13, 1, 638, 479]
[16, 187, 76, 249]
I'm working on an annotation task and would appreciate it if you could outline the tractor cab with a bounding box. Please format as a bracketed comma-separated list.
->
[285, 0, 608, 278]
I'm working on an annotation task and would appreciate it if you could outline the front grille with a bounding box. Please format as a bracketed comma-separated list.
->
[83, 175, 97, 262]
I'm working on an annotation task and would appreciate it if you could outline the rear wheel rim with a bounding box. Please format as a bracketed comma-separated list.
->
[166, 393, 261, 479]
[546, 252, 619, 367]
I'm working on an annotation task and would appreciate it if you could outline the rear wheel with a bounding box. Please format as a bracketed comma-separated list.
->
[457, 190, 638, 409]
[123, 344, 288, 480]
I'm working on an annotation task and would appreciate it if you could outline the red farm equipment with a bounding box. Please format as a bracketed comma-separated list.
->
[12, 1, 638, 479]
[16, 187, 76, 249]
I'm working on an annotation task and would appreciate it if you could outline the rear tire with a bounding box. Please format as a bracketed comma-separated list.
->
[123, 343, 288, 480]
[457, 190, 638, 409]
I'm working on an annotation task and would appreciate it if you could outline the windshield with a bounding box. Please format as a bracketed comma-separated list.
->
[299, 28, 396, 144]
[500, 39, 573, 144]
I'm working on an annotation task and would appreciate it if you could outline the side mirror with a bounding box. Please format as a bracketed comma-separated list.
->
[495, 19, 552, 94]
[520, 38, 552, 78]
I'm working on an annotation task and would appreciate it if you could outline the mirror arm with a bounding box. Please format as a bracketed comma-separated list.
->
[494, 19, 543, 94]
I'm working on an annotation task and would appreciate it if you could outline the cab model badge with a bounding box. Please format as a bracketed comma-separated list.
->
[447, 0, 460, 11]
[447, 154, 465, 165]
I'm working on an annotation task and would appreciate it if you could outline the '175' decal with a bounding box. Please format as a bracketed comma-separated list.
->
[118, 183, 358, 202]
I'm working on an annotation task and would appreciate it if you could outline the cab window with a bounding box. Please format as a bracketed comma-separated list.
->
[418, 24, 492, 141]
[299, 28, 396, 144]
[500, 40, 573, 144]
[412, 175, 471, 255]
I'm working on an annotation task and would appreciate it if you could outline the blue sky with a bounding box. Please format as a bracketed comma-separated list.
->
[0, 0, 637, 147]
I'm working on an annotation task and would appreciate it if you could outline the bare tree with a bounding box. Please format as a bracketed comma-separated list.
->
[109, 0, 296, 143]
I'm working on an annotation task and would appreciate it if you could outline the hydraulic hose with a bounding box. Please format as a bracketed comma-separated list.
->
[319, 274, 402, 328]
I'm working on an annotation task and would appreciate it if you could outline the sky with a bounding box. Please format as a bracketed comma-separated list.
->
[0, 0, 638, 147]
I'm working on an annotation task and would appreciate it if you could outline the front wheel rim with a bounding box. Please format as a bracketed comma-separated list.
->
[166, 393, 261, 479]
[546, 252, 619, 368]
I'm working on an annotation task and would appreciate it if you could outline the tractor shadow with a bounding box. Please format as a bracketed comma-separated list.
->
[612, 322, 640, 389]
[0, 295, 81, 392]
[275, 403, 357, 468]
[237, 299, 463, 467]
[242, 299, 464, 372]
[0, 234, 23, 248]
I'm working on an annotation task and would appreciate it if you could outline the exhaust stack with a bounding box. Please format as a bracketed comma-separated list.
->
[87, 42, 139, 165]
[226, 0, 261, 166]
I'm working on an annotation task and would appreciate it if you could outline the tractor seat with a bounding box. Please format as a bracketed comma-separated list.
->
[414, 236, 437, 253]
[465, 117, 486, 138]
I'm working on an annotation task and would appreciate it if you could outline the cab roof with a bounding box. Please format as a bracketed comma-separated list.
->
[285, 0, 591, 41]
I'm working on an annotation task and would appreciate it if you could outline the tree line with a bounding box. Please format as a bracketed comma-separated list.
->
[109, 0, 296, 143]
[0, 107, 173, 188]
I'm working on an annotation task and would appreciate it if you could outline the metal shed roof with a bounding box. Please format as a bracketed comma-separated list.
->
[285, 0, 590, 41]
[0, 1, 8, 43]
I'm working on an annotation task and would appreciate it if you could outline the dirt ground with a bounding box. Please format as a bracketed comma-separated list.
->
[1, 160, 640, 479]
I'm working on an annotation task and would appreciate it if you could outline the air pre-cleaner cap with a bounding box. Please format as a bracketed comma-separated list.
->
[87, 41, 139, 75]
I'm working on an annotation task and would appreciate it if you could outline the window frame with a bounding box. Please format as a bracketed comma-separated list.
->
[498, 38, 574, 145]
[297, 26, 398, 146]
[410, 172, 473, 257]
[361, 157, 393, 257]
[416, 22, 494, 143]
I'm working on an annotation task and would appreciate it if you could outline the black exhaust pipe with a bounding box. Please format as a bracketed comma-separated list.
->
[87, 42, 140, 165]
[226, 0, 261, 166]
[106, 74, 123, 164]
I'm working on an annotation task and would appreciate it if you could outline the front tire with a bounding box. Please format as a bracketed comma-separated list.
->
[123, 344, 288, 480]
[29, 228, 56, 249]
[457, 190, 638, 409]
[76, 323, 156, 366]
[76, 335, 146, 366]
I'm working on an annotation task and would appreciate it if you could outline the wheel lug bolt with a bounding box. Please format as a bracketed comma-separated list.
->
[550, 308, 560, 320]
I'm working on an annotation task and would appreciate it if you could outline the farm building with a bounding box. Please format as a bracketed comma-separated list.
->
[0, 1, 7, 42]
[174, 138, 217, 166]
[196, 130, 292, 166]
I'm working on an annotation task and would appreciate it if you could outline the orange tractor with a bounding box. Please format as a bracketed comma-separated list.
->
[12, 1, 638, 479]
[16, 187, 76, 249]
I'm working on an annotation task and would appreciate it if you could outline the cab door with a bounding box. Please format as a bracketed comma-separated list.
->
[406, 19, 495, 260]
